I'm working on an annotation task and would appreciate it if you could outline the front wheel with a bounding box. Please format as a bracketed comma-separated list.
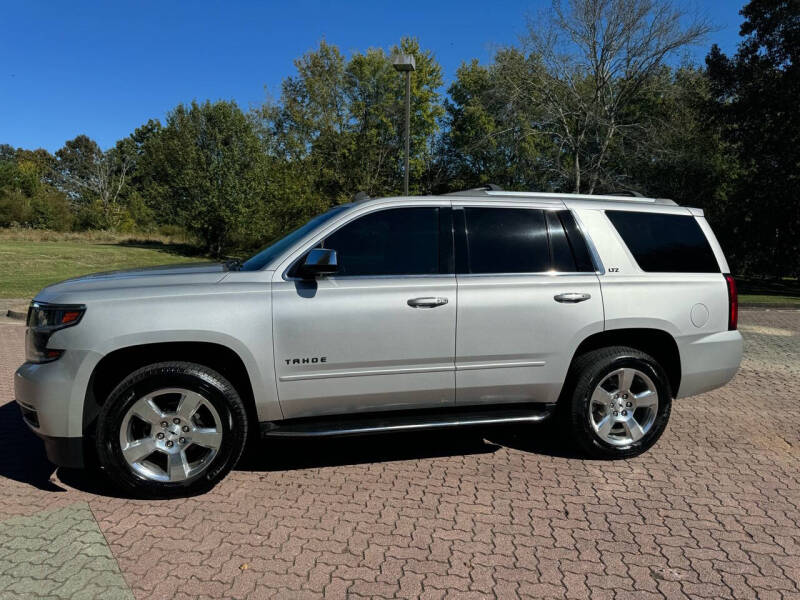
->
[565, 346, 672, 459]
[95, 361, 248, 497]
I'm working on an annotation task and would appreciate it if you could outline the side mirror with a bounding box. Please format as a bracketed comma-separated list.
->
[300, 248, 338, 278]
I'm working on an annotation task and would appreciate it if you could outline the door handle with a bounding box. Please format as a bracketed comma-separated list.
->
[407, 297, 449, 308]
[554, 292, 591, 303]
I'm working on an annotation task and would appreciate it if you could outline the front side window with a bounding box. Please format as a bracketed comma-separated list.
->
[606, 210, 720, 273]
[241, 205, 350, 271]
[321, 207, 440, 276]
[463, 207, 550, 274]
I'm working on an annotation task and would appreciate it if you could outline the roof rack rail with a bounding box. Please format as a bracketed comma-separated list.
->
[437, 186, 677, 205]
[607, 190, 644, 197]
[443, 183, 503, 196]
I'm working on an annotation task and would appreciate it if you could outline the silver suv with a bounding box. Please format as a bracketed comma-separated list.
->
[15, 188, 743, 496]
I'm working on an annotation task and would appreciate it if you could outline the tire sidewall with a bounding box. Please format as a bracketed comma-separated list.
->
[573, 353, 672, 457]
[96, 364, 247, 497]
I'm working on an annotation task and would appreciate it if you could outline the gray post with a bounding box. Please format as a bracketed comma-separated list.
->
[392, 53, 416, 196]
[404, 70, 411, 196]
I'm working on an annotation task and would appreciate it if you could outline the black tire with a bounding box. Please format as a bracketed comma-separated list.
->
[95, 361, 248, 497]
[564, 346, 672, 459]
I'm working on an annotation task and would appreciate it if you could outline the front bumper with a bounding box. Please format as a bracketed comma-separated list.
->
[14, 351, 96, 468]
[16, 395, 85, 467]
[25, 425, 85, 468]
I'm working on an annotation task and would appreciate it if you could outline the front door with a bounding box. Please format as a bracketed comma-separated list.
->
[272, 205, 456, 419]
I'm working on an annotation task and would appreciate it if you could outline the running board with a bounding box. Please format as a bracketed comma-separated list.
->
[260, 403, 556, 439]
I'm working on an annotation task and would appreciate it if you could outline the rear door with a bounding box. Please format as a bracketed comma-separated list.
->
[453, 202, 604, 406]
[271, 202, 457, 419]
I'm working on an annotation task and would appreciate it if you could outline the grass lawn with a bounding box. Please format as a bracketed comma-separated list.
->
[739, 294, 800, 306]
[0, 240, 203, 299]
[738, 276, 800, 307]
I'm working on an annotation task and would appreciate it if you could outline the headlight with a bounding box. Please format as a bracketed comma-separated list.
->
[25, 302, 86, 363]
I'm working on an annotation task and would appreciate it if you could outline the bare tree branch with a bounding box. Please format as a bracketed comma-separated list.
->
[518, 0, 711, 192]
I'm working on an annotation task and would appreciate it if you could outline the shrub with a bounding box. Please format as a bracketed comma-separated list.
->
[0, 187, 72, 230]
[29, 190, 73, 231]
[0, 189, 29, 226]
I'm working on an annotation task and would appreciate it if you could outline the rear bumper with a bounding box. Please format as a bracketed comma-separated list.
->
[677, 330, 743, 398]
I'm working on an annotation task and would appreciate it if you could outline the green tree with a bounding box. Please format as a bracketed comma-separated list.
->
[138, 100, 269, 256]
[592, 65, 739, 268]
[0, 148, 72, 230]
[114, 119, 164, 231]
[258, 37, 444, 212]
[443, 50, 558, 192]
[54, 135, 131, 229]
[706, 0, 800, 277]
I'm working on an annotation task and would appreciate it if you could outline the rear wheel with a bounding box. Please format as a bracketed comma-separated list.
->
[95, 361, 248, 497]
[565, 346, 671, 459]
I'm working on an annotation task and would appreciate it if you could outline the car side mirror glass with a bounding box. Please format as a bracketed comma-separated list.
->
[300, 248, 338, 278]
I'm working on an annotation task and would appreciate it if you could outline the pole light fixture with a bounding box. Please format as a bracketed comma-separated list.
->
[392, 53, 415, 196]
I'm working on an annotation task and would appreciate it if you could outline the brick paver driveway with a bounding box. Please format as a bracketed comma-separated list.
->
[1, 311, 799, 599]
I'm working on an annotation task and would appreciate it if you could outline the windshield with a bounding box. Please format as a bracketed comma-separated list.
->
[240, 205, 350, 271]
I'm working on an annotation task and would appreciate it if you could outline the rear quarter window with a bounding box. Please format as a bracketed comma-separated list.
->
[606, 210, 720, 273]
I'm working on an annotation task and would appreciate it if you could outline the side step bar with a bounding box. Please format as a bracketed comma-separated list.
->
[260, 403, 556, 439]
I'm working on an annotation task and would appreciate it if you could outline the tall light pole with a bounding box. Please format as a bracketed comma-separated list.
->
[392, 53, 415, 196]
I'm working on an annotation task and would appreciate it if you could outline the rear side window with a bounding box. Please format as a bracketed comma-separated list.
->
[459, 207, 596, 274]
[463, 208, 550, 273]
[606, 210, 719, 273]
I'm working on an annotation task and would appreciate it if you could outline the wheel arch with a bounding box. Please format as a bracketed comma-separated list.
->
[566, 328, 681, 397]
[83, 341, 259, 443]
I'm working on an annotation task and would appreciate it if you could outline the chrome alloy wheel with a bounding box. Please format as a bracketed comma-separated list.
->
[119, 387, 224, 482]
[589, 367, 659, 446]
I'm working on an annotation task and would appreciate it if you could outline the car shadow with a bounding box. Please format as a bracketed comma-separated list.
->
[57, 428, 509, 499]
[0, 402, 66, 492]
[484, 422, 587, 460]
[239, 419, 587, 472]
[4, 407, 585, 499]
[237, 428, 502, 473]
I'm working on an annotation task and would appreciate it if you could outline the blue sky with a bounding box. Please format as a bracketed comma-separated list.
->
[1, 1, 746, 153]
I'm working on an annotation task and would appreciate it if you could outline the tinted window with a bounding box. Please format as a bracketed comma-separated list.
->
[606, 210, 720, 273]
[546, 211, 576, 272]
[464, 208, 549, 273]
[557, 210, 595, 272]
[321, 208, 440, 276]
[242, 205, 350, 271]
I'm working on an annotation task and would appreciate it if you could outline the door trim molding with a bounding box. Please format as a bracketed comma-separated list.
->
[455, 360, 546, 371]
[279, 360, 547, 382]
[279, 364, 455, 382]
